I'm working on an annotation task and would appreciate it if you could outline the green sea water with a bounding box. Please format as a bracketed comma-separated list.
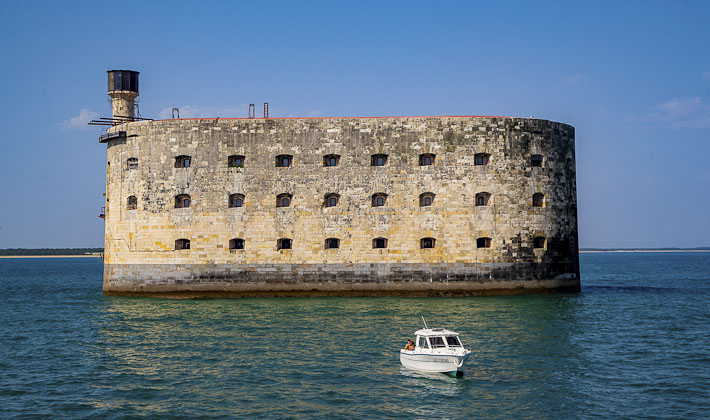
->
[1, 253, 708, 419]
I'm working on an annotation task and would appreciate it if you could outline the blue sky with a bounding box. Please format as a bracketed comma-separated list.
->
[0, 0, 708, 248]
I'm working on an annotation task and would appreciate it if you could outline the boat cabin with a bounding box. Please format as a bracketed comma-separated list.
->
[414, 328, 463, 351]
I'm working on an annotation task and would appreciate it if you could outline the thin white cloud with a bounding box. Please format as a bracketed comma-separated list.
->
[563, 73, 587, 87]
[646, 97, 710, 129]
[307, 109, 322, 117]
[703, 72, 710, 80]
[63, 108, 99, 129]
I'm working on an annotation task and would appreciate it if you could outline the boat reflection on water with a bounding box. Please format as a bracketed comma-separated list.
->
[398, 367, 467, 397]
[399, 366, 461, 382]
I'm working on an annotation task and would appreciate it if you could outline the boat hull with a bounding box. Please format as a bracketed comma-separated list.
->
[399, 350, 470, 373]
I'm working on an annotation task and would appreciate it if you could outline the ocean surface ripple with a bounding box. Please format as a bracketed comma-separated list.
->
[1, 253, 708, 419]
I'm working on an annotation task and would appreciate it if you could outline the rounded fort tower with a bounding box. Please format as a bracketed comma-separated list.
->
[107, 70, 139, 119]
[98, 71, 580, 297]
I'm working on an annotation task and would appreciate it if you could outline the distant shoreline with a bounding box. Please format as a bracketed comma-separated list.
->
[580, 249, 710, 253]
[0, 255, 100, 259]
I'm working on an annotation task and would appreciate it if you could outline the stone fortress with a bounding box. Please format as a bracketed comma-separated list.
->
[98, 70, 580, 297]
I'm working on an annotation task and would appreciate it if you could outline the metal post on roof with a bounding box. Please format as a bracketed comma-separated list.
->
[249, 104, 255, 119]
[264, 102, 269, 119]
[172, 108, 180, 119]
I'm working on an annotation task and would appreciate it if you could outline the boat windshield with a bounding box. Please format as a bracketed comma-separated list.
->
[417, 336, 429, 349]
[445, 336, 462, 347]
[429, 336, 446, 348]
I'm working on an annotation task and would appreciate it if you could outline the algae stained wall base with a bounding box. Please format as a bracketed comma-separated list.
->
[103, 261, 580, 297]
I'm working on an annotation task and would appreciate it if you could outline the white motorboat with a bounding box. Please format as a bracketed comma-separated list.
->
[400, 318, 471, 376]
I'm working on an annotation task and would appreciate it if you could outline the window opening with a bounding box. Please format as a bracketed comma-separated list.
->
[175, 194, 191, 208]
[325, 238, 340, 249]
[474, 153, 490, 166]
[372, 193, 387, 207]
[420, 237, 435, 249]
[127, 158, 138, 170]
[419, 192, 435, 207]
[531, 154, 543, 167]
[276, 154, 293, 167]
[446, 336, 462, 347]
[325, 193, 339, 208]
[175, 238, 190, 250]
[228, 155, 245, 167]
[532, 193, 544, 207]
[418, 336, 429, 349]
[477, 237, 492, 248]
[229, 238, 245, 250]
[229, 193, 245, 208]
[429, 336, 446, 348]
[127, 195, 137, 210]
[371, 154, 388, 166]
[323, 154, 340, 167]
[276, 193, 292, 208]
[277, 238, 292, 250]
[175, 155, 191, 168]
[373, 237, 388, 249]
[533, 236, 546, 249]
[475, 192, 491, 207]
[419, 153, 435, 166]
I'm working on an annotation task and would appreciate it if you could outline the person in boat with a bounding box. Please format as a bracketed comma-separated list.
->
[404, 339, 415, 351]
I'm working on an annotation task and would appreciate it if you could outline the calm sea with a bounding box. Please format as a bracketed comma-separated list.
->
[0, 253, 708, 419]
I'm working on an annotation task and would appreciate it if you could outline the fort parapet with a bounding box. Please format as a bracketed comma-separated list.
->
[100, 115, 580, 297]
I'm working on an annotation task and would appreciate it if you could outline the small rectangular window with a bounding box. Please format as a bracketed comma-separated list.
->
[445, 336, 462, 347]
[533, 236, 546, 249]
[474, 153, 490, 166]
[324, 154, 340, 167]
[420, 238, 435, 249]
[276, 155, 293, 167]
[228, 155, 245, 167]
[419, 153, 435, 166]
[373, 238, 388, 249]
[230, 238, 245, 250]
[477, 237, 491, 248]
[277, 194, 292, 207]
[371, 154, 388, 166]
[429, 336, 446, 348]
[175, 155, 191, 168]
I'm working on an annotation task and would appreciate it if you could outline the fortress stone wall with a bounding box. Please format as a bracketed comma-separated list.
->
[100, 116, 579, 297]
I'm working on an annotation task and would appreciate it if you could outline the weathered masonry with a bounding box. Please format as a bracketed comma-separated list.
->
[98, 70, 580, 297]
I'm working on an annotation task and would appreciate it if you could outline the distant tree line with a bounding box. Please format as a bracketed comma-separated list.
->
[580, 247, 710, 251]
[0, 248, 104, 256]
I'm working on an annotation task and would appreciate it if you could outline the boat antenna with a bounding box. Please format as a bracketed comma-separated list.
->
[421, 316, 428, 329]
